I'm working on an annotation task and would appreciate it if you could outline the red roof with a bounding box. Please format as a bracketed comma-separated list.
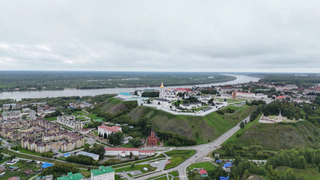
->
[199, 169, 208, 175]
[276, 96, 286, 98]
[98, 125, 121, 132]
[8, 177, 20, 180]
[105, 148, 154, 153]
[138, 150, 155, 153]
[105, 147, 139, 151]
[174, 88, 192, 91]
[235, 91, 254, 95]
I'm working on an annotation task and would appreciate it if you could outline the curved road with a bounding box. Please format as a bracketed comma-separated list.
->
[136, 115, 250, 180]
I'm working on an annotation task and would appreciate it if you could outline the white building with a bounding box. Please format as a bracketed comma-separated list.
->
[2, 111, 22, 121]
[57, 115, 85, 130]
[98, 125, 122, 137]
[91, 166, 115, 180]
[151, 99, 172, 109]
[104, 148, 155, 157]
[76, 151, 99, 161]
[232, 91, 268, 100]
[180, 102, 202, 110]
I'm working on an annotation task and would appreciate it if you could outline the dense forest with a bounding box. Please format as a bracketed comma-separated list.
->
[259, 74, 320, 87]
[0, 71, 235, 92]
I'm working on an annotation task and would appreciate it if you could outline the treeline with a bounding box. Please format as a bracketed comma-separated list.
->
[219, 144, 274, 160]
[230, 148, 320, 179]
[260, 74, 320, 88]
[84, 143, 105, 159]
[260, 101, 304, 120]
[44, 110, 62, 118]
[267, 148, 320, 169]
[200, 89, 218, 94]
[141, 91, 159, 97]
[182, 97, 199, 104]
[230, 157, 303, 180]
[66, 154, 99, 165]
[0, 71, 236, 92]
[41, 163, 80, 178]
[156, 130, 196, 146]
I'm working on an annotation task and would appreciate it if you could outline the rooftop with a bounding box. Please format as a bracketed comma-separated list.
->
[57, 172, 84, 180]
[91, 166, 115, 176]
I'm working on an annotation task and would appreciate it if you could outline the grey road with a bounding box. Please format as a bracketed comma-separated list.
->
[135, 115, 251, 180]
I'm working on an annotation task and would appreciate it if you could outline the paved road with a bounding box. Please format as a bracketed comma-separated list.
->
[136, 115, 251, 180]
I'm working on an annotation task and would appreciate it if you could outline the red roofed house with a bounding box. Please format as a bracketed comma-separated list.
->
[276, 95, 286, 100]
[98, 125, 122, 137]
[199, 169, 208, 177]
[8, 177, 20, 180]
[147, 129, 159, 146]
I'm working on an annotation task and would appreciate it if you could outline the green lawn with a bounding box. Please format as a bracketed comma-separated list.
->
[111, 154, 164, 168]
[92, 130, 99, 136]
[115, 164, 156, 173]
[0, 156, 9, 165]
[79, 169, 91, 178]
[44, 116, 57, 121]
[169, 171, 179, 177]
[165, 150, 196, 169]
[1, 148, 91, 168]
[73, 110, 87, 116]
[187, 162, 216, 171]
[88, 113, 104, 120]
[12, 146, 43, 156]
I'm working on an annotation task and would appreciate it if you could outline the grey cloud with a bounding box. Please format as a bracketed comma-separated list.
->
[0, 0, 320, 72]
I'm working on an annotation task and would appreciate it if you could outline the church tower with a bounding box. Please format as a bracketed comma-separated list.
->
[159, 82, 165, 99]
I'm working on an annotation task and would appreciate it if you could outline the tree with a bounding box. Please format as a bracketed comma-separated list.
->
[129, 137, 142, 148]
[10, 154, 16, 160]
[240, 122, 245, 128]
[84, 144, 90, 152]
[208, 98, 213, 103]
[108, 132, 124, 146]
[41, 163, 79, 178]
[131, 163, 135, 168]
[130, 152, 133, 159]
[88, 144, 105, 159]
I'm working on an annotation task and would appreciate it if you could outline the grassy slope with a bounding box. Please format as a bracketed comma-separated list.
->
[276, 166, 320, 180]
[227, 120, 320, 150]
[99, 98, 137, 115]
[127, 105, 257, 144]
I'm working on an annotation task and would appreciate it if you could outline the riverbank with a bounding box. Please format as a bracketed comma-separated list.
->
[0, 74, 259, 100]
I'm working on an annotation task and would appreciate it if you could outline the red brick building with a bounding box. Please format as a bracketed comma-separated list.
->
[147, 129, 159, 146]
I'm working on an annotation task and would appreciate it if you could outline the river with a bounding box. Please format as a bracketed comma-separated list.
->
[0, 74, 260, 100]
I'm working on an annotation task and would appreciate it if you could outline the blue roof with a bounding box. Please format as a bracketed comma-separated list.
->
[220, 176, 229, 180]
[223, 162, 232, 168]
[64, 153, 70, 157]
[119, 92, 131, 96]
[41, 162, 53, 168]
[216, 160, 221, 163]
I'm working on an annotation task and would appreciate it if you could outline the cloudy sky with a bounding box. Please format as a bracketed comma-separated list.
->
[0, 0, 319, 72]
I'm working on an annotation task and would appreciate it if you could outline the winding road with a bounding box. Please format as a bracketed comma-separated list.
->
[135, 115, 250, 180]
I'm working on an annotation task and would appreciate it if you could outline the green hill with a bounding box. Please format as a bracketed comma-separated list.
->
[227, 121, 320, 150]
[98, 98, 137, 115]
[127, 105, 257, 144]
